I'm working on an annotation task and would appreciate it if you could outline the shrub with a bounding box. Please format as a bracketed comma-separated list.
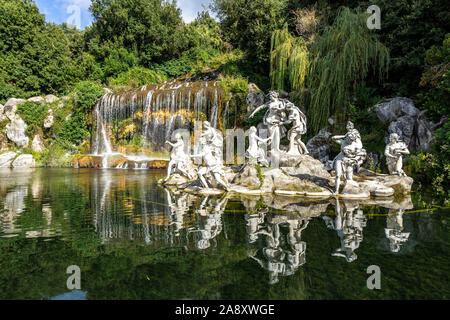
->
[73, 81, 104, 113]
[16, 101, 48, 136]
[56, 114, 90, 147]
[108, 67, 167, 89]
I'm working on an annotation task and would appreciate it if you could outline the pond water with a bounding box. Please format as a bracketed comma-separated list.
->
[0, 168, 448, 300]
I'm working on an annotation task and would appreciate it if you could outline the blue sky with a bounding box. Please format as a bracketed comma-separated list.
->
[35, 0, 213, 30]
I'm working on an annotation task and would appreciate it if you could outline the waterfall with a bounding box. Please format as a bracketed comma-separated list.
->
[92, 76, 223, 165]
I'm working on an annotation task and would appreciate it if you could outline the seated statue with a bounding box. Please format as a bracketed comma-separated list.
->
[332, 121, 367, 194]
[163, 133, 193, 182]
[201, 121, 223, 164]
[385, 133, 410, 176]
[245, 126, 273, 167]
[191, 137, 229, 190]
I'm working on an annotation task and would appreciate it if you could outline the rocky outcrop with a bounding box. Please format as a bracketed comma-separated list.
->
[3, 98, 25, 120]
[43, 109, 54, 128]
[45, 95, 58, 104]
[0, 133, 9, 152]
[6, 115, 29, 148]
[374, 97, 446, 151]
[231, 163, 332, 196]
[0, 104, 6, 121]
[279, 154, 331, 178]
[28, 96, 45, 104]
[306, 129, 332, 163]
[31, 135, 45, 153]
[72, 155, 104, 168]
[246, 83, 265, 113]
[12, 154, 35, 168]
[0, 152, 17, 167]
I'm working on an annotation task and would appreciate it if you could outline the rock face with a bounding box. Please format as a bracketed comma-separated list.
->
[279, 154, 331, 179]
[12, 154, 35, 168]
[28, 96, 45, 104]
[231, 163, 331, 195]
[374, 97, 445, 151]
[0, 104, 6, 121]
[306, 129, 332, 164]
[246, 83, 265, 113]
[31, 135, 45, 153]
[43, 110, 54, 128]
[0, 152, 17, 167]
[0, 133, 9, 151]
[6, 115, 29, 148]
[44, 95, 58, 104]
[3, 98, 25, 120]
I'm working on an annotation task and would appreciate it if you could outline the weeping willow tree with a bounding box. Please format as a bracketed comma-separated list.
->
[307, 7, 390, 131]
[270, 7, 390, 132]
[270, 24, 309, 94]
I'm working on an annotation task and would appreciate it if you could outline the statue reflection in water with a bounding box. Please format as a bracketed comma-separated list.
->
[385, 208, 410, 253]
[190, 195, 228, 250]
[246, 208, 309, 285]
[165, 188, 192, 237]
[323, 199, 367, 263]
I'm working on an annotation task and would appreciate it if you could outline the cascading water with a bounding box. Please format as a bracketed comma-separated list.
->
[91, 74, 224, 168]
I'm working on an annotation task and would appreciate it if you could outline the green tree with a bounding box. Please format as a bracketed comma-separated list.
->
[86, 0, 189, 66]
[211, 0, 288, 72]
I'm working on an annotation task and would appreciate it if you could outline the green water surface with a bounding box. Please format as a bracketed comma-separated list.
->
[0, 168, 448, 300]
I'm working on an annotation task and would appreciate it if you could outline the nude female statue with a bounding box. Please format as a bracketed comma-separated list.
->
[246, 126, 273, 167]
[249, 91, 286, 153]
[164, 133, 193, 182]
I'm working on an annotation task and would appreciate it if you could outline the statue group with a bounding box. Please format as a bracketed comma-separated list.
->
[161, 91, 412, 197]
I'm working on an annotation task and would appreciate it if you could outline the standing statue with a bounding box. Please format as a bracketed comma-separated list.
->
[245, 126, 273, 167]
[191, 137, 229, 190]
[385, 133, 410, 176]
[284, 101, 308, 156]
[249, 91, 286, 154]
[163, 133, 193, 182]
[331, 121, 367, 194]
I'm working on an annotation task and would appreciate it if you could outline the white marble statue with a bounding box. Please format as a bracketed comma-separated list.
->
[324, 200, 366, 262]
[164, 133, 193, 182]
[245, 126, 273, 167]
[385, 208, 410, 253]
[249, 91, 286, 154]
[385, 133, 410, 176]
[331, 121, 367, 194]
[191, 137, 229, 190]
[201, 121, 223, 164]
[284, 101, 308, 156]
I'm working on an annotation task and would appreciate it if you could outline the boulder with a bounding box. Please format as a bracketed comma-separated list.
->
[0, 104, 6, 121]
[306, 129, 332, 163]
[44, 94, 58, 104]
[374, 97, 444, 151]
[0, 151, 17, 167]
[246, 83, 265, 113]
[27, 96, 45, 104]
[3, 98, 25, 120]
[388, 115, 416, 146]
[31, 135, 45, 153]
[12, 154, 35, 168]
[375, 97, 418, 124]
[43, 110, 54, 128]
[6, 115, 29, 148]
[279, 154, 331, 179]
[0, 133, 9, 151]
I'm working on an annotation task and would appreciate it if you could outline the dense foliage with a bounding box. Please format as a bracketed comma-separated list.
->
[0, 0, 448, 190]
